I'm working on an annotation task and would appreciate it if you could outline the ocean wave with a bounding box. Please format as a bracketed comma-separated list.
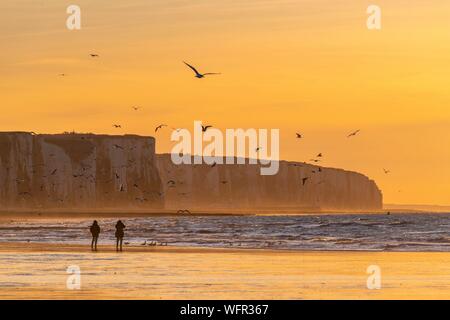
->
[1, 213, 450, 252]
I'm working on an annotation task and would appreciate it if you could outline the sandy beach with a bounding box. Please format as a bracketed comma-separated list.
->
[1, 243, 450, 300]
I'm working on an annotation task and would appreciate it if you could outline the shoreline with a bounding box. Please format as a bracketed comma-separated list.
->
[0, 242, 288, 254]
[0, 242, 449, 254]
[0, 208, 447, 221]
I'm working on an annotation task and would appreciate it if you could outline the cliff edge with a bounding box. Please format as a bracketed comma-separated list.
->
[0, 132, 163, 209]
[156, 154, 383, 211]
[0, 132, 382, 212]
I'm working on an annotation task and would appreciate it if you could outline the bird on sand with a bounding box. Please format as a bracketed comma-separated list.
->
[317, 153, 323, 158]
[155, 124, 167, 132]
[58, 73, 67, 77]
[183, 61, 221, 78]
[301, 177, 309, 186]
[347, 129, 360, 138]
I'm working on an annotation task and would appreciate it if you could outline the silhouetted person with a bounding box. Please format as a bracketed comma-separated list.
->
[115, 220, 126, 252]
[90, 220, 100, 251]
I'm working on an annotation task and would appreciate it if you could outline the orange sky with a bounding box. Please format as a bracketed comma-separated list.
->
[1, 0, 450, 206]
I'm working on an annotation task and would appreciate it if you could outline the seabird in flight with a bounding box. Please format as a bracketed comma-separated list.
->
[155, 124, 167, 132]
[347, 129, 361, 138]
[183, 61, 221, 79]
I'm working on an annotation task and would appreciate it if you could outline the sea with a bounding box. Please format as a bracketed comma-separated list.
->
[1, 213, 450, 252]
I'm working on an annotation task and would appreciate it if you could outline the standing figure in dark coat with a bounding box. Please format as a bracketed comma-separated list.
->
[90, 220, 100, 251]
[115, 220, 126, 252]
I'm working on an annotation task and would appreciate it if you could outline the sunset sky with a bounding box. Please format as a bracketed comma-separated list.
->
[1, 0, 450, 206]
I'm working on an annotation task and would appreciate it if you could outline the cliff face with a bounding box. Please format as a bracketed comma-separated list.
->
[0, 132, 163, 209]
[157, 154, 383, 211]
[0, 132, 382, 212]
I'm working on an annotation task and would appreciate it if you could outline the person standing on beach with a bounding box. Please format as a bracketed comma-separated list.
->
[115, 220, 126, 252]
[90, 220, 100, 251]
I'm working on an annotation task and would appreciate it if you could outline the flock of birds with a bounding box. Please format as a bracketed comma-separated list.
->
[149, 118, 389, 190]
[45, 56, 393, 205]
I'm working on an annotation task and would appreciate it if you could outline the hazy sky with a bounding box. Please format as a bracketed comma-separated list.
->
[1, 0, 450, 205]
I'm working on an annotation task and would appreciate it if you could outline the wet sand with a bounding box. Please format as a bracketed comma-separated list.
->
[0, 243, 449, 299]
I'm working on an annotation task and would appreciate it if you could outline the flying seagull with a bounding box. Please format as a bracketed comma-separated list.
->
[383, 168, 391, 174]
[296, 133, 303, 139]
[113, 124, 122, 128]
[347, 130, 360, 138]
[155, 124, 167, 132]
[183, 61, 220, 79]
[132, 106, 140, 111]
[317, 153, 323, 158]
[201, 125, 212, 132]
[89, 54, 99, 58]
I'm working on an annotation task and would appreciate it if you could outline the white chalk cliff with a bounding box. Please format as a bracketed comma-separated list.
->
[156, 154, 382, 211]
[0, 133, 382, 211]
[0, 132, 163, 209]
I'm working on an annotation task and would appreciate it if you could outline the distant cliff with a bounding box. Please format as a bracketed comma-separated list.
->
[0, 132, 163, 209]
[0, 132, 382, 212]
[157, 154, 383, 211]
